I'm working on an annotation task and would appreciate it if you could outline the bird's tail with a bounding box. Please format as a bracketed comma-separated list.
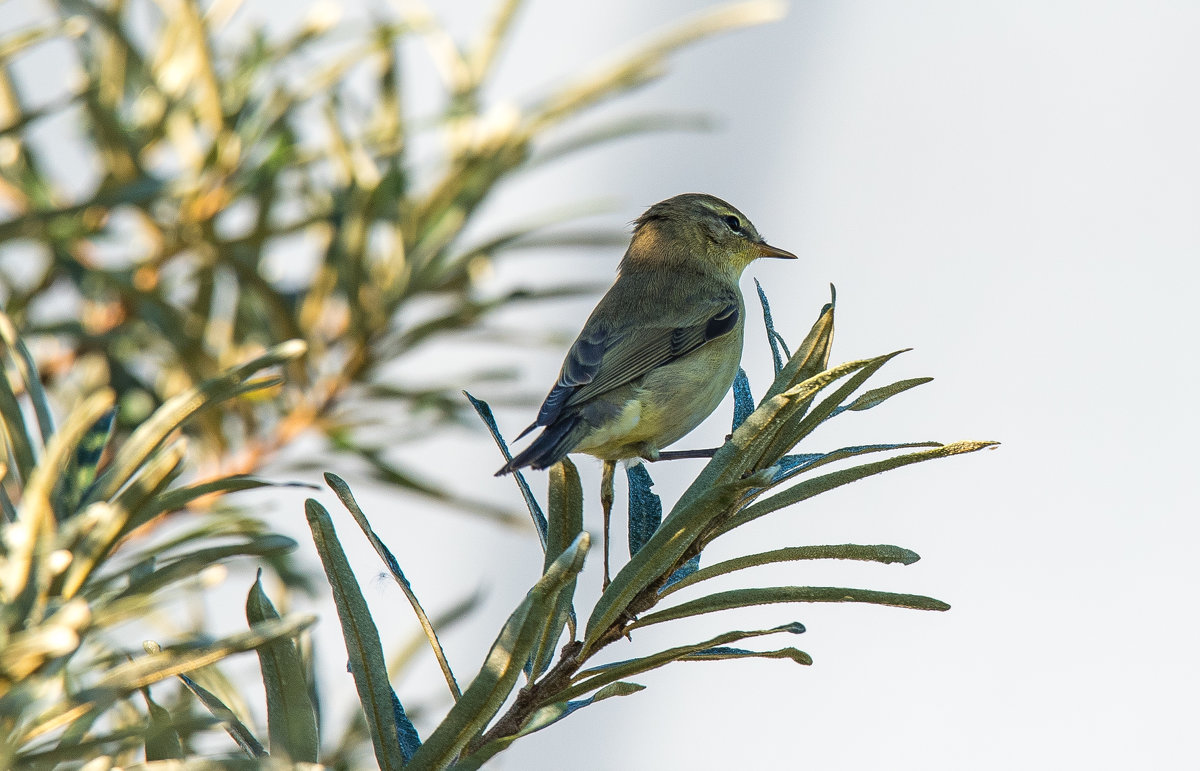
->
[495, 414, 587, 476]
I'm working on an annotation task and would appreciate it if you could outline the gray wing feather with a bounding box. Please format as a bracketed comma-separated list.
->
[526, 291, 739, 433]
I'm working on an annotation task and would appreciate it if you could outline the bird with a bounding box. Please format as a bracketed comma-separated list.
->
[496, 193, 796, 585]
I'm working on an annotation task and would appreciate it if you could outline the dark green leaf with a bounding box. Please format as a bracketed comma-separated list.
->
[57, 407, 116, 516]
[754, 279, 790, 373]
[677, 646, 811, 665]
[629, 586, 951, 630]
[731, 367, 753, 431]
[177, 672, 266, 758]
[764, 442, 942, 486]
[324, 472, 461, 701]
[141, 687, 184, 760]
[304, 498, 409, 771]
[626, 463, 662, 559]
[246, 570, 319, 762]
[659, 544, 921, 597]
[530, 458, 584, 677]
[465, 391, 548, 548]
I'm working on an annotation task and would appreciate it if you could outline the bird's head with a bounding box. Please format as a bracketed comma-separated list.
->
[624, 193, 796, 280]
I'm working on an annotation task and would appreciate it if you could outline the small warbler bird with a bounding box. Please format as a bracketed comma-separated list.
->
[497, 193, 796, 477]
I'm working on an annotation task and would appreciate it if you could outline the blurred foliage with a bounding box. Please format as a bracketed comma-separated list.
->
[0, 0, 781, 518]
[0, 315, 318, 766]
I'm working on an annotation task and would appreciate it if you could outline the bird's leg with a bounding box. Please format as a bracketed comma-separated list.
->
[601, 460, 616, 589]
[654, 447, 721, 461]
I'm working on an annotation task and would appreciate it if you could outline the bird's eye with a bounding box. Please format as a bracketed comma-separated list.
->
[723, 215, 743, 234]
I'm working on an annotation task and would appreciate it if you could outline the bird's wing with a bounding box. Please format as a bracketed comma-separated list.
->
[523, 289, 740, 434]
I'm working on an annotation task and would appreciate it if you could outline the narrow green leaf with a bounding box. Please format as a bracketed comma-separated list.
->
[408, 532, 589, 769]
[629, 587, 951, 630]
[154, 475, 318, 515]
[731, 367, 754, 431]
[719, 440, 1000, 535]
[762, 285, 836, 402]
[0, 344, 37, 483]
[760, 441, 942, 488]
[754, 278, 790, 373]
[464, 391, 548, 548]
[677, 646, 812, 665]
[559, 623, 805, 703]
[658, 544, 922, 598]
[626, 463, 663, 559]
[530, 459, 584, 677]
[56, 407, 116, 516]
[18, 388, 115, 529]
[108, 437, 188, 533]
[176, 672, 266, 758]
[843, 377, 933, 412]
[324, 472, 461, 701]
[246, 571, 319, 762]
[304, 498, 408, 771]
[675, 356, 878, 516]
[0, 315, 55, 444]
[141, 687, 184, 761]
[112, 535, 297, 602]
[58, 438, 185, 600]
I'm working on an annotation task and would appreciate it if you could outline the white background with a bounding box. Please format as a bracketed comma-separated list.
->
[5, 1, 1200, 769]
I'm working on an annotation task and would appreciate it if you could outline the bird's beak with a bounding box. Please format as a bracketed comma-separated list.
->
[755, 241, 797, 259]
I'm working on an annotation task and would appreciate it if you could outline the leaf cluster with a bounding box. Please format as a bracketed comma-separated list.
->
[0, 0, 782, 518]
[0, 314, 318, 766]
[298, 288, 996, 769]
